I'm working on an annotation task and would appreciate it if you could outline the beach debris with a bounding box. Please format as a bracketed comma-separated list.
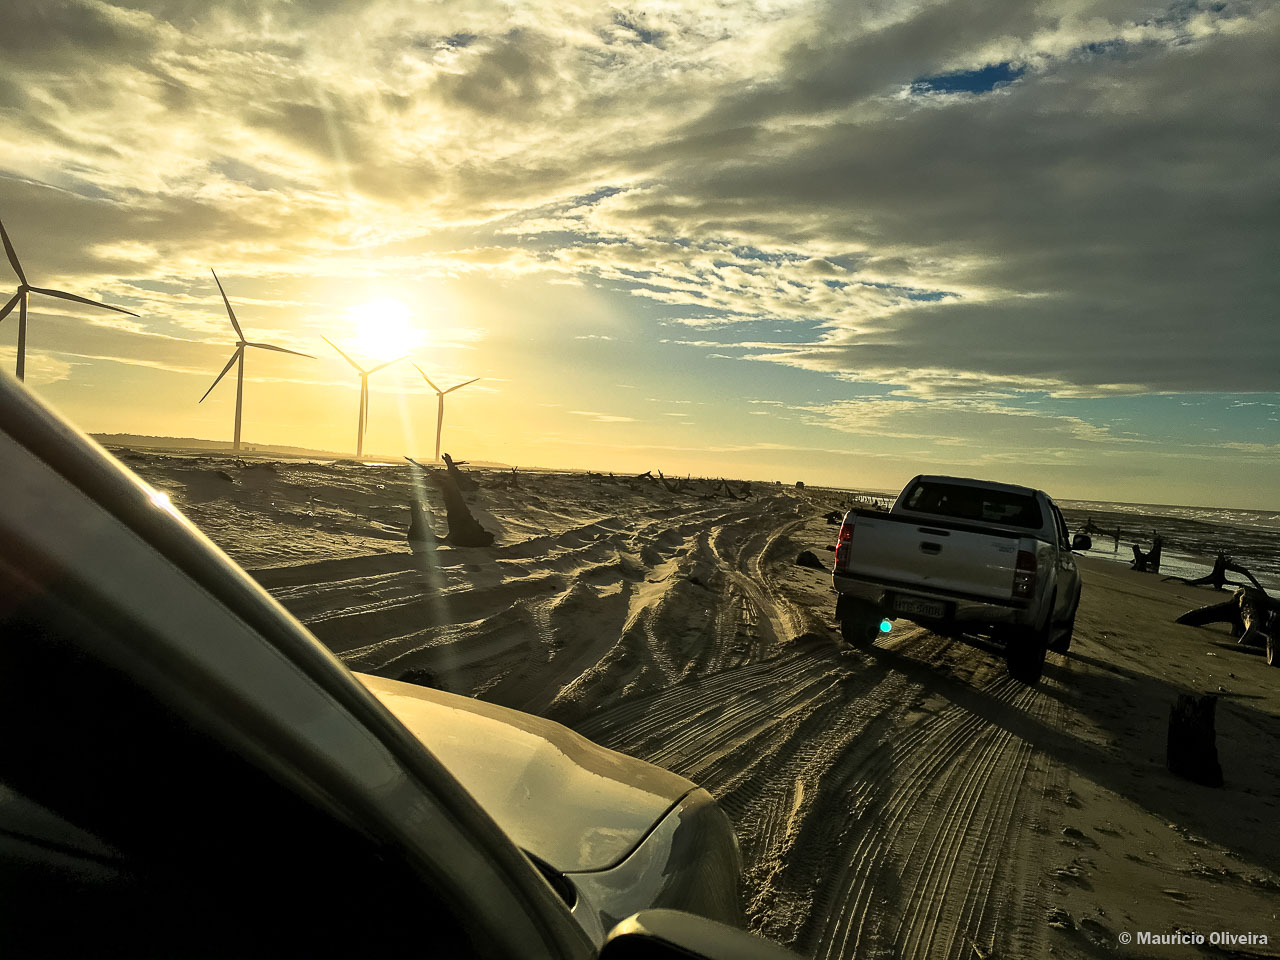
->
[657, 470, 688, 494]
[796, 550, 826, 571]
[491, 467, 521, 490]
[1166, 693, 1223, 787]
[1165, 552, 1265, 592]
[405, 456, 493, 547]
[823, 510, 843, 524]
[1046, 907, 1074, 930]
[1176, 586, 1277, 659]
[795, 481, 805, 490]
[406, 498, 434, 550]
[441, 452, 479, 492]
[1130, 534, 1162, 572]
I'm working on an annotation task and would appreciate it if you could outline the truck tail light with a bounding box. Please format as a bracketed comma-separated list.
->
[1013, 548, 1037, 599]
[834, 518, 854, 568]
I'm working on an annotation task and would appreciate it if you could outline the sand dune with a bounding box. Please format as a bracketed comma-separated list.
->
[128, 451, 1280, 959]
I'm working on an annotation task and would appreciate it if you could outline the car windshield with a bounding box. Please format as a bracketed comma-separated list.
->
[903, 480, 1043, 529]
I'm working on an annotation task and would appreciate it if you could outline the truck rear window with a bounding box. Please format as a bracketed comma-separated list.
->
[902, 481, 1042, 529]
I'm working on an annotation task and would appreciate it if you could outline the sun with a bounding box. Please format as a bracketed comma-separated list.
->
[346, 298, 424, 361]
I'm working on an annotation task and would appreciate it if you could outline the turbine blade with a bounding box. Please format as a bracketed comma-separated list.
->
[323, 336, 365, 373]
[0, 291, 20, 323]
[444, 377, 481, 394]
[412, 363, 441, 394]
[210, 269, 244, 340]
[245, 341, 316, 359]
[199, 348, 242, 403]
[368, 355, 407, 375]
[28, 286, 139, 316]
[0, 218, 27, 286]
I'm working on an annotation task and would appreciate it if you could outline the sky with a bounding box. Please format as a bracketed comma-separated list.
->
[1, 0, 1277, 508]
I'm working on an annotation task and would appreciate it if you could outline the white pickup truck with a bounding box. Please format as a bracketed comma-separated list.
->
[831, 475, 1092, 684]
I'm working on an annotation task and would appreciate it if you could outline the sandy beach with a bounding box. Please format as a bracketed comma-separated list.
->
[132, 451, 1280, 960]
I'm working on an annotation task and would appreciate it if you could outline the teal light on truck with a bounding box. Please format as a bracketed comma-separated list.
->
[879, 619, 892, 633]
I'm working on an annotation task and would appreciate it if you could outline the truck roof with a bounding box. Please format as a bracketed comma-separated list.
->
[911, 475, 1043, 498]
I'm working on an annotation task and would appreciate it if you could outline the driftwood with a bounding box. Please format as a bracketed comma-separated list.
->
[1130, 535, 1162, 573]
[635, 470, 656, 482]
[1167, 694, 1223, 787]
[657, 470, 687, 494]
[1165, 552, 1264, 592]
[1176, 586, 1278, 648]
[491, 467, 520, 490]
[795, 550, 826, 571]
[406, 457, 493, 547]
[406, 499, 434, 550]
[441, 452, 479, 492]
[823, 510, 843, 525]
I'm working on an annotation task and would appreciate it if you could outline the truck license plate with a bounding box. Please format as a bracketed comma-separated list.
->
[893, 595, 946, 619]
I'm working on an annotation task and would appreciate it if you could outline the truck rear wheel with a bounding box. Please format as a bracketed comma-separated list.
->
[839, 600, 881, 646]
[1006, 634, 1047, 683]
[1007, 595, 1053, 683]
[1048, 608, 1076, 654]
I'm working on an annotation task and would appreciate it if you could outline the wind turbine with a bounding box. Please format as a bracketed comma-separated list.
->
[0, 215, 139, 381]
[324, 338, 406, 458]
[412, 364, 480, 462]
[199, 269, 314, 452]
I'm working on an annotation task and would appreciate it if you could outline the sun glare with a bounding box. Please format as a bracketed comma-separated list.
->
[347, 298, 424, 361]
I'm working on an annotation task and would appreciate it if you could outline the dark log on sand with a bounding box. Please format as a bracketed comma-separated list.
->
[441, 452, 479, 492]
[1167, 694, 1223, 787]
[1165, 552, 1264, 592]
[436, 472, 493, 547]
[1131, 535, 1162, 573]
[824, 510, 843, 525]
[796, 550, 826, 571]
[1176, 586, 1279, 657]
[635, 470, 655, 481]
[406, 499, 434, 549]
[406, 456, 493, 547]
[657, 470, 686, 494]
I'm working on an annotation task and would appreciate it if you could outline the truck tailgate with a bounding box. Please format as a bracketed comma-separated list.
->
[843, 514, 1022, 602]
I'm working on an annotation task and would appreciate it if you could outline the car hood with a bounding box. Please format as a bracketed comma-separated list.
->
[356, 673, 695, 872]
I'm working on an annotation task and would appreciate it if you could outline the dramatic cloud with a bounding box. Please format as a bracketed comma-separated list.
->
[1, 0, 1275, 504]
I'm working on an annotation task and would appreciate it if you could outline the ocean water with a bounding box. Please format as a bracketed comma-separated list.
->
[1058, 500, 1280, 594]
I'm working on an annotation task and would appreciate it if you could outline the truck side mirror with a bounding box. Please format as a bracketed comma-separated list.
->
[600, 910, 803, 960]
[1072, 534, 1092, 552]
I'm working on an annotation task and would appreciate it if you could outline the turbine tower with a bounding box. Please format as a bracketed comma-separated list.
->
[324, 338, 405, 458]
[0, 215, 139, 381]
[199, 269, 314, 452]
[413, 364, 480, 462]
